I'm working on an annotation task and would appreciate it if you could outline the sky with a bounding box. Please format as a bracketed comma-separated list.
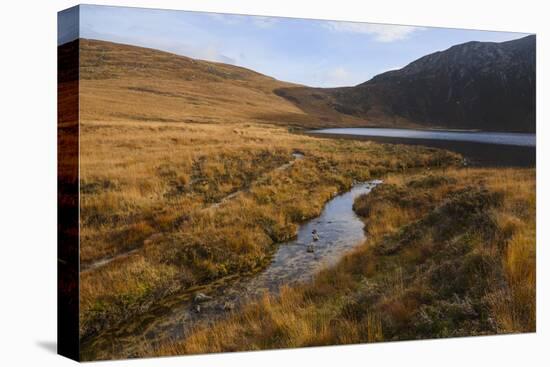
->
[59, 5, 530, 88]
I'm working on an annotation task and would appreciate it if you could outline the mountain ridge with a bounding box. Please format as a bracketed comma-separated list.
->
[276, 35, 535, 132]
[63, 36, 535, 132]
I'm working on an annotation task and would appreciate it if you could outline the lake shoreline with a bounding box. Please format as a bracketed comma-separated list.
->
[303, 125, 534, 134]
[306, 132, 536, 167]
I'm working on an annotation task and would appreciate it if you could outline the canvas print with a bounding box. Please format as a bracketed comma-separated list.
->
[57, 4, 536, 362]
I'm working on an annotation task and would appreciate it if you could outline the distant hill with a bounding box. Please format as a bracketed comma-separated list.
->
[276, 35, 536, 132]
[76, 39, 332, 127]
[62, 37, 535, 132]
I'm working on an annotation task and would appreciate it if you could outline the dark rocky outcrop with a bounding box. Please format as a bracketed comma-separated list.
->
[277, 35, 536, 132]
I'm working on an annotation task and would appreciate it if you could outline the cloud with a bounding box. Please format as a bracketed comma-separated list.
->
[185, 44, 237, 64]
[324, 67, 356, 86]
[329, 67, 350, 80]
[206, 13, 243, 25]
[207, 13, 278, 29]
[324, 21, 423, 42]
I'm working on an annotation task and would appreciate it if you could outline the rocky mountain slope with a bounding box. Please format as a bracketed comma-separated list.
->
[276, 35, 536, 132]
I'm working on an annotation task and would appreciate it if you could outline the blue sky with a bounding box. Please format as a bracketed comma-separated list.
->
[59, 5, 530, 87]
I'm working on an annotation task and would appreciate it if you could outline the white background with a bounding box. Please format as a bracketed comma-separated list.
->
[0, 0, 547, 365]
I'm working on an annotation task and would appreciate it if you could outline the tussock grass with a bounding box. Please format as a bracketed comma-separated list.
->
[75, 39, 533, 353]
[151, 168, 535, 356]
[79, 118, 460, 338]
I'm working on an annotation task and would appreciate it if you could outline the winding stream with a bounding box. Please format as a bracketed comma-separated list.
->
[81, 180, 381, 360]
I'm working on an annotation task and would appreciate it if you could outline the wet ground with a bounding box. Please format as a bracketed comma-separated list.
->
[81, 181, 381, 360]
[82, 153, 306, 273]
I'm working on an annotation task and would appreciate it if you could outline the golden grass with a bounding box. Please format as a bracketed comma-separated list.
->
[79, 39, 366, 128]
[78, 117, 460, 337]
[73, 39, 534, 353]
[151, 168, 535, 356]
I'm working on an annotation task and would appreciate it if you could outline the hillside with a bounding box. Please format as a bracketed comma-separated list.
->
[78, 39, 367, 128]
[276, 35, 536, 132]
[68, 36, 535, 132]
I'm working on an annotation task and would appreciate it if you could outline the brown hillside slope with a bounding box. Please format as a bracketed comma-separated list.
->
[79, 39, 365, 128]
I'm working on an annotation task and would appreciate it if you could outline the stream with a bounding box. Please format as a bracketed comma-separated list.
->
[81, 180, 381, 360]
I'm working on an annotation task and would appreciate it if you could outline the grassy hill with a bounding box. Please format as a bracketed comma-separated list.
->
[79, 39, 367, 128]
[79, 37, 535, 132]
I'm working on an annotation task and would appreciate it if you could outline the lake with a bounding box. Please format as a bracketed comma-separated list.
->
[308, 128, 536, 167]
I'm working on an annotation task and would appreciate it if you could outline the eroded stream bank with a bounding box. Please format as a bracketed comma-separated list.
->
[81, 180, 381, 360]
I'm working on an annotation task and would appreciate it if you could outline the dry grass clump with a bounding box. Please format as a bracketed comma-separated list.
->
[152, 168, 534, 356]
